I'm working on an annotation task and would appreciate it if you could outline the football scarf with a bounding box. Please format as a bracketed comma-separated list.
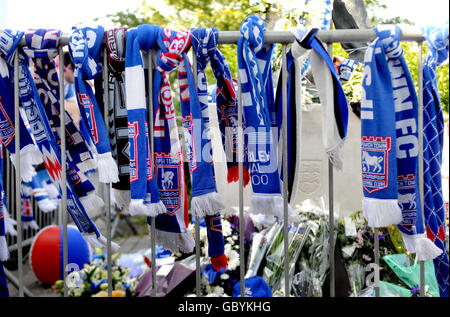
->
[150, 25, 196, 253]
[422, 26, 449, 297]
[23, 29, 96, 174]
[191, 27, 250, 186]
[20, 185, 39, 231]
[361, 26, 441, 261]
[125, 25, 167, 217]
[0, 144, 8, 262]
[292, 28, 349, 170]
[104, 28, 131, 211]
[182, 28, 228, 270]
[21, 29, 103, 214]
[1, 29, 117, 251]
[237, 16, 294, 218]
[23, 170, 58, 213]
[69, 24, 119, 183]
[0, 33, 43, 182]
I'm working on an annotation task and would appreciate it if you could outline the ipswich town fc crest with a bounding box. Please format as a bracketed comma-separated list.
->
[361, 136, 392, 194]
[0, 96, 15, 147]
[397, 174, 417, 233]
[155, 153, 181, 216]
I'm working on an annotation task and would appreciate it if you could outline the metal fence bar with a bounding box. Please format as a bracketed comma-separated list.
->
[417, 40, 426, 297]
[13, 47, 24, 298]
[281, 44, 289, 297]
[236, 67, 245, 297]
[147, 50, 158, 298]
[58, 47, 68, 298]
[374, 228, 380, 297]
[102, 47, 113, 298]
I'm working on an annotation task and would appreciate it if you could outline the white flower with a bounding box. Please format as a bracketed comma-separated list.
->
[222, 220, 232, 237]
[115, 282, 125, 291]
[199, 227, 207, 242]
[220, 273, 229, 280]
[232, 235, 238, 241]
[226, 237, 234, 244]
[212, 286, 224, 295]
[226, 249, 240, 271]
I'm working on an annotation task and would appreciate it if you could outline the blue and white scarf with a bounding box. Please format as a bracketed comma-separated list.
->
[20, 184, 39, 231]
[0, 144, 8, 262]
[237, 16, 294, 218]
[361, 26, 441, 261]
[69, 24, 119, 183]
[422, 25, 449, 297]
[125, 25, 167, 217]
[23, 29, 96, 174]
[1, 29, 117, 251]
[0, 32, 43, 182]
[23, 169, 58, 213]
[191, 27, 250, 186]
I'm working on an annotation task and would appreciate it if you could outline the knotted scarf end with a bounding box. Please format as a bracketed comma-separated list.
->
[10, 144, 43, 182]
[190, 191, 226, 218]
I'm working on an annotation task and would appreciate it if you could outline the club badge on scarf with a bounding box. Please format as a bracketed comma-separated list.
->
[69, 24, 119, 183]
[237, 16, 295, 219]
[0, 33, 43, 182]
[361, 26, 441, 262]
[421, 25, 449, 297]
[125, 25, 167, 218]
[0, 29, 118, 251]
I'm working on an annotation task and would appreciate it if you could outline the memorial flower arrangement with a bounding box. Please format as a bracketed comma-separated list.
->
[52, 248, 140, 297]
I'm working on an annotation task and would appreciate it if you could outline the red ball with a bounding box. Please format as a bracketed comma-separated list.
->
[30, 225, 91, 285]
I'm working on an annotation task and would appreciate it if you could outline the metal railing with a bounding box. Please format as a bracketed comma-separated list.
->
[6, 27, 430, 298]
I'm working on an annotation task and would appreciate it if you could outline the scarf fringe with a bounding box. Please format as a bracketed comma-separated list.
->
[227, 165, 251, 187]
[36, 198, 58, 213]
[149, 225, 195, 254]
[362, 198, 403, 227]
[0, 236, 9, 262]
[43, 182, 59, 199]
[79, 192, 105, 213]
[326, 138, 345, 171]
[82, 233, 120, 253]
[22, 220, 39, 231]
[10, 144, 42, 182]
[402, 233, 443, 261]
[112, 189, 131, 213]
[190, 191, 226, 218]
[129, 199, 166, 217]
[250, 194, 299, 222]
[96, 152, 119, 184]
[77, 158, 97, 173]
[211, 254, 229, 272]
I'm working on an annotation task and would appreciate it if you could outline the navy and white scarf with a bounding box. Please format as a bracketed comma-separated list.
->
[237, 16, 294, 219]
[20, 184, 39, 231]
[23, 169, 58, 213]
[0, 32, 43, 182]
[361, 26, 441, 261]
[422, 25, 449, 297]
[0, 144, 8, 262]
[69, 24, 119, 184]
[23, 29, 96, 174]
[0, 29, 117, 251]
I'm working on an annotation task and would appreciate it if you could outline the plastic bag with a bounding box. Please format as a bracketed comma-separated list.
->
[358, 281, 412, 297]
[383, 253, 439, 297]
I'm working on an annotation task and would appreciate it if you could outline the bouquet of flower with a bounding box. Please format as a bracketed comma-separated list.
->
[52, 248, 140, 297]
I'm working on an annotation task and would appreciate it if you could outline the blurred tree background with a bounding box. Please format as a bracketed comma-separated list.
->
[104, 0, 449, 114]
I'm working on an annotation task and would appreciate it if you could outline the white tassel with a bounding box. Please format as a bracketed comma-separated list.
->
[250, 193, 298, 222]
[23, 220, 39, 231]
[148, 225, 195, 254]
[79, 192, 105, 213]
[326, 139, 345, 172]
[43, 182, 59, 200]
[36, 198, 58, 213]
[77, 158, 97, 173]
[82, 233, 104, 249]
[0, 236, 9, 262]
[97, 235, 121, 253]
[129, 199, 166, 217]
[112, 189, 130, 211]
[190, 191, 226, 218]
[97, 152, 119, 183]
[4, 212, 17, 236]
[11, 145, 42, 182]
[403, 233, 443, 261]
[362, 198, 403, 228]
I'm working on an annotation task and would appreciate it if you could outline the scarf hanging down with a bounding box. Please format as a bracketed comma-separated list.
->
[0, 144, 8, 262]
[292, 28, 349, 170]
[24, 29, 104, 214]
[23, 29, 96, 174]
[23, 168, 58, 213]
[0, 34, 43, 182]
[69, 24, 119, 183]
[104, 28, 132, 212]
[191, 27, 250, 187]
[361, 26, 441, 261]
[183, 28, 228, 270]
[148, 25, 197, 253]
[125, 25, 167, 218]
[1, 29, 118, 251]
[20, 185, 39, 231]
[422, 26, 449, 297]
[237, 16, 295, 219]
